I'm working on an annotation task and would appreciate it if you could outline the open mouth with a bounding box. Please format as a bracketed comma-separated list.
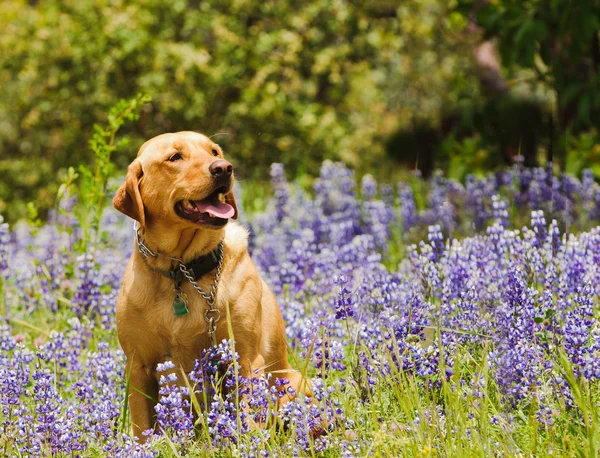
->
[174, 186, 234, 227]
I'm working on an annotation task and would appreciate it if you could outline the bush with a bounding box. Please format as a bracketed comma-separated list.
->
[0, 0, 479, 223]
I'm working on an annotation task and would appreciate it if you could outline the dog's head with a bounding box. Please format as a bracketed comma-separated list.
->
[113, 131, 238, 230]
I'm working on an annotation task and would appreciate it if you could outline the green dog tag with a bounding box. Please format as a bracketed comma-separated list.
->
[173, 293, 189, 316]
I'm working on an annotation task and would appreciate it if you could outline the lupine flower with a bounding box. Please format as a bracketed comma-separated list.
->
[0, 162, 599, 456]
[398, 184, 417, 233]
[270, 163, 290, 222]
[334, 275, 354, 320]
[153, 362, 194, 444]
[492, 195, 510, 228]
[531, 210, 547, 247]
[72, 253, 100, 317]
[0, 215, 10, 281]
[427, 225, 444, 262]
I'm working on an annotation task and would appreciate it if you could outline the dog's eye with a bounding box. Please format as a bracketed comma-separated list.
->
[211, 148, 219, 157]
[167, 153, 183, 162]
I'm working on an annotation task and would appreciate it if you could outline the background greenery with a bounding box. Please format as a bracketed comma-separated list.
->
[1, 0, 599, 223]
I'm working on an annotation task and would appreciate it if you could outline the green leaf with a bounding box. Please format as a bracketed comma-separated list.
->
[514, 20, 532, 46]
[577, 97, 591, 124]
[559, 84, 583, 108]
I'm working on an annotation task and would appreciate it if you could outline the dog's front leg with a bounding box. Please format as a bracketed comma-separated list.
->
[127, 360, 159, 442]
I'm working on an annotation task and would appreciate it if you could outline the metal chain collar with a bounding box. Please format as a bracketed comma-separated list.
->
[135, 224, 159, 258]
[134, 222, 224, 346]
[177, 241, 224, 346]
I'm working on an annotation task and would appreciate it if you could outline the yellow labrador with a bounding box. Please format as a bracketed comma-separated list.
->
[113, 131, 308, 441]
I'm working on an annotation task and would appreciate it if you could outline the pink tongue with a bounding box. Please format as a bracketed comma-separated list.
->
[194, 199, 235, 219]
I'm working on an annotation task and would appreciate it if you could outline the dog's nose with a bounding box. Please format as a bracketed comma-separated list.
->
[209, 160, 233, 177]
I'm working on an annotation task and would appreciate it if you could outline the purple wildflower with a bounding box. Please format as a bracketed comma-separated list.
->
[334, 275, 354, 321]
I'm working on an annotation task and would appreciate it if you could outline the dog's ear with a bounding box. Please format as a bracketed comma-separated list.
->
[224, 189, 238, 220]
[113, 159, 145, 226]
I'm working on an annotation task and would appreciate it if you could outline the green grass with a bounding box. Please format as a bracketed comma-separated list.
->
[5, 297, 599, 457]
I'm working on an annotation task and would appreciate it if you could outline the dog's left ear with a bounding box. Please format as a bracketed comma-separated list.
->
[224, 189, 238, 220]
[113, 159, 146, 226]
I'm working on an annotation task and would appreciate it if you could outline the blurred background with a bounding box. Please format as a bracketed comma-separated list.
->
[1, 0, 599, 223]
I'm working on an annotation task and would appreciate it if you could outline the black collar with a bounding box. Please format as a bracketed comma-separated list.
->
[148, 243, 222, 282]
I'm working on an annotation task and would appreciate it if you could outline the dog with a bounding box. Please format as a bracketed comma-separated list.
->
[113, 131, 309, 441]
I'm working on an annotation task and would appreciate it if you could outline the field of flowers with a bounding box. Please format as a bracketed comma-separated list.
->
[1, 161, 599, 457]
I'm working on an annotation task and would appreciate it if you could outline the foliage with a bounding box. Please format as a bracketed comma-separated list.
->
[379, 0, 478, 123]
[456, 0, 600, 132]
[565, 130, 600, 178]
[74, 93, 151, 255]
[0, 0, 480, 223]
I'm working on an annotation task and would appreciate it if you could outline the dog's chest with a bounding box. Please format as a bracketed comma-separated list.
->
[149, 289, 216, 366]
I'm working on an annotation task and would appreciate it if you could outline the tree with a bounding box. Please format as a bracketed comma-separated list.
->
[457, 0, 600, 159]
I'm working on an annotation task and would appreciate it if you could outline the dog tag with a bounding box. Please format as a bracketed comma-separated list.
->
[173, 293, 189, 316]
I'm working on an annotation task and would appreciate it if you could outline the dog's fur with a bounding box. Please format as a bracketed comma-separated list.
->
[113, 131, 307, 441]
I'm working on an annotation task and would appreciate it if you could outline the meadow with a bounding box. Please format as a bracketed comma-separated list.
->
[1, 0, 599, 455]
[0, 155, 599, 457]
